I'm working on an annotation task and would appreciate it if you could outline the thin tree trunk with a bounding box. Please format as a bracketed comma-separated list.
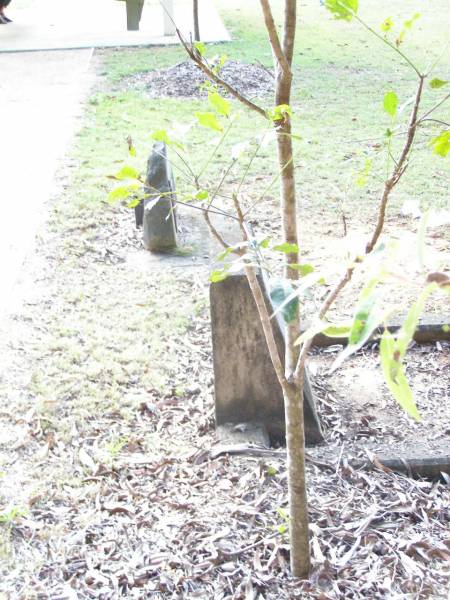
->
[193, 0, 200, 41]
[261, 0, 310, 577]
[283, 381, 310, 577]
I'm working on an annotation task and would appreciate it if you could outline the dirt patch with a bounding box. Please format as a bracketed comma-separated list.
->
[123, 60, 274, 98]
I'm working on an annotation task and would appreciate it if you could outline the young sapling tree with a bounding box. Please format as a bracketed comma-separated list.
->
[109, 0, 450, 577]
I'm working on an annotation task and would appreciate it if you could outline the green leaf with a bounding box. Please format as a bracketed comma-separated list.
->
[267, 104, 292, 122]
[431, 130, 450, 157]
[107, 184, 139, 203]
[429, 78, 448, 90]
[356, 158, 373, 187]
[295, 320, 351, 347]
[380, 331, 421, 420]
[272, 243, 299, 254]
[195, 111, 223, 132]
[383, 91, 398, 118]
[270, 280, 299, 324]
[403, 12, 420, 30]
[396, 284, 438, 357]
[210, 267, 230, 283]
[151, 129, 184, 150]
[323, 324, 352, 337]
[195, 189, 209, 200]
[150, 129, 171, 144]
[216, 242, 247, 262]
[324, 0, 358, 21]
[208, 92, 231, 117]
[194, 41, 206, 56]
[330, 278, 383, 372]
[380, 17, 394, 33]
[288, 263, 314, 276]
[114, 165, 139, 181]
[128, 145, 137, 157]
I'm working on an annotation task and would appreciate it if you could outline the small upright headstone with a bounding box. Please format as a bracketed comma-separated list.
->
[210, 273, 324, 445]
[137, 142, 177, 252]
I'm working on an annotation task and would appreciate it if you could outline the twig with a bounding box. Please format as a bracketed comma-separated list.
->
[176, 29, 267, 118]
[366, 75, 425, 254]
[418, 92, 450, 124]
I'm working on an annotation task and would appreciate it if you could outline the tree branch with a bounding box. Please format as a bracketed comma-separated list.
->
[418, 92, 450, 124]
[259, 0, 292, 78]
[293, 76, 427, 383]
[176, 29, 267, 118]
[245, 265, 288, 390]
[366, 75, 425, 254]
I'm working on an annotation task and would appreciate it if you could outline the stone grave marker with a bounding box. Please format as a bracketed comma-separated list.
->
[210, 273, 324, 445]
[135, 141, 177, 252]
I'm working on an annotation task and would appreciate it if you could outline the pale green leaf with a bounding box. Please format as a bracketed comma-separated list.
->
[210, 268, 230, 283]
[381, 17, 394, 33]
[288, 263, 314, 276]
[108, 184, 139, 203]
[324, 0, 358, 21]
[267, 104, 292, 122]
[431, 130, 450, 157]
[383, 91, 398, 118]
[195, 189, 209, 200]
[356, 158, 373, 187]
[194, 41, 206, 56]
[330, 278, 383, 372]
[208, 91, 231, 117]
[114, 165, 139, 181]
[195, 111, 223, 132]
[272, 242, 299, 254]
[150, 129, 171, 144]
[323, 324, 352, 337]
[380, 331, 421, 420]
[429, 78, 448, 90]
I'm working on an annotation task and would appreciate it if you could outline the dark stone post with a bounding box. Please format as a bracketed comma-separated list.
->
[135, 142, 177, 252]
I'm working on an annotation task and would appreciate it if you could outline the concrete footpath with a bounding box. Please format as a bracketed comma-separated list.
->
[0, 49, 94, 315]
[0, 0, 229, 52]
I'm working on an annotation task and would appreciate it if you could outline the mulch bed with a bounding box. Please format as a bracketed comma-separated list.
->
[123, 60, 274, 99]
